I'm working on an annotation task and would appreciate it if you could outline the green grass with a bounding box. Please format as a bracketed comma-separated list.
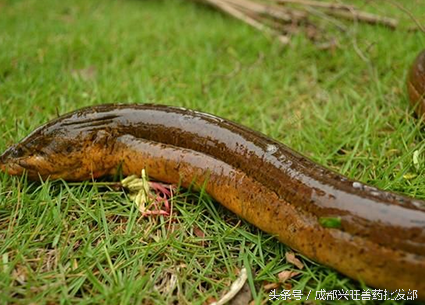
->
[0, 0, 425, 304]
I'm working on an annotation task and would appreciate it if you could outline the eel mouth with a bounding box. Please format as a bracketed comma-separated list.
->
[0, 159, 26, 176]
[0, 148, 46, 178]
[0, 145, 32, 176]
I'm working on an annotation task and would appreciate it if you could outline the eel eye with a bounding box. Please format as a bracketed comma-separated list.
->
[10, 146, 27, 158]
[65, 145, 74, 153]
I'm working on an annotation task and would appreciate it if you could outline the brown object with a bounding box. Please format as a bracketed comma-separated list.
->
[408, 49, 425, 117]
[1, 104, 425, 299]
[192, 0, 400, 46]
[276, 0, 398, 29]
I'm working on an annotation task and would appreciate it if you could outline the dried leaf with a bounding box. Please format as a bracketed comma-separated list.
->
[285, 252, 304, 269]
[278, 270, 300, 283]
[263, 282, 280, 290]
[193, 226, 205, 238]
[194, 225, 206, 247]
[205, 297, 218, 305]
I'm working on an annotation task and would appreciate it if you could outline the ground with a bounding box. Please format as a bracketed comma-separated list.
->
[0, 0, 424, 304]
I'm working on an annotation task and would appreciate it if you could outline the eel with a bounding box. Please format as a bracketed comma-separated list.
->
[0, 51, 425, 298]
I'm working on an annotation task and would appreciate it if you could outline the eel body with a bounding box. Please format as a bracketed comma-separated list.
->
[1, 104, 425, 297]
[0, 52, 425, 298]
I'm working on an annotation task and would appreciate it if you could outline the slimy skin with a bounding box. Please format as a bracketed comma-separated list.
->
[1, 103, 425, 298]
[408, 49, 425, 117]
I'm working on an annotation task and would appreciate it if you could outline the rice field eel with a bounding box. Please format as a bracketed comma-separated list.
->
[1, 50, 425, 299]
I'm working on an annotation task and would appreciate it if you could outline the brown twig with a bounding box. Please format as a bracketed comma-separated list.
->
[224, 0, 295, 23]
[303, 6, 347, 32]
[204, 0, 273, 32]
[204, 0, 291, 44]
[189, 0, 418, 49]
[325, 8, 398, 29]
[276, 0, 398, 29]
[275, 0, 355, 11]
